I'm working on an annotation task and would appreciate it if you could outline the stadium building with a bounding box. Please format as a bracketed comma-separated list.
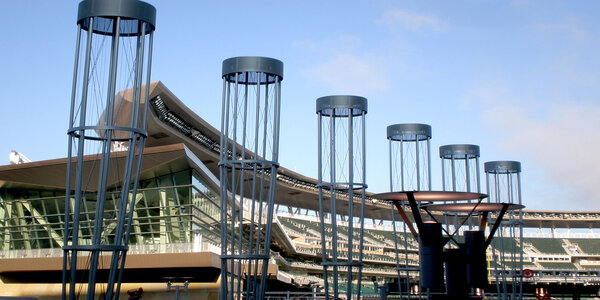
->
[1, 82, 599, 299]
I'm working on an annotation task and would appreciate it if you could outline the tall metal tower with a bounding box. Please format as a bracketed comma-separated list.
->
[62, 1, 155, 299]
[386, 123, 432, 297]
[316, 96, 367, 300]
[439, 144, 481, 231]
[485, 161, 524, 300]
[219, 56, 283, 300]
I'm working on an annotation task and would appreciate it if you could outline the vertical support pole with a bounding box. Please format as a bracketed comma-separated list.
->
[317, 108, 328, 296]
[415, 133, 420, 191]
[68, 15, 95, 299]
[245, 71, 261, 298]
[330, 107, 338, 300]
[451, 157, 456, 192]
[87, 17, 122, 298]
[347, 109, 354, 300]
[219, 76, 229, 300]
[400, 138, 404, 191]
[62, 21, 82, 300]
[391, 206, 404, 298]
[389, 140, 393, 191]
[427, 138, 432, 190]
[358, 110, 367, 300]
[476, 157, 481, 193]
[517, 172, 524, 298]
[441, 155, 446, 192]
[465, 157, 471, 192]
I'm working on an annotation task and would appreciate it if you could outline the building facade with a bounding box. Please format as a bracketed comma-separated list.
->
[1, 82, 599, 299]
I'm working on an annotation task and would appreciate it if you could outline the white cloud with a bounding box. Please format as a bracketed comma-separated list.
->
[533, 19, 591, 42]
[376, 9, 447, 32]
[304, 54, 389, 95]
[510, 0, 535, 9]
[484, 104, 600, 201]
[292, 35, 363, 54]
[293, 35, 391, 95]
[463, 81, 600, 210]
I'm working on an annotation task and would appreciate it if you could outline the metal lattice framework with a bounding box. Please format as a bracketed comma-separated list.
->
[485, 160, 524, 299]
[388, 124, 432, 192]
[386, 123, 432, 297]
[439, 144, 481, 231]
[316, 96, 368, 300]
[439, 144, 481, 193]
[219, 56, 283, 300]
[62, 1, 155, 299]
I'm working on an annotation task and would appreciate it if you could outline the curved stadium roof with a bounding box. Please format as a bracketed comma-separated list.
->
[1, 81, 599, 229]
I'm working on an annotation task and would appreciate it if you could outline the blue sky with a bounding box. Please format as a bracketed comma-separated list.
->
[1, 0, 599, 211]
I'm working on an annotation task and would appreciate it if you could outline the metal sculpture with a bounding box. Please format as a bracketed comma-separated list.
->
[375, 191, 524, 298]
[219, 56, 283, 300]
[388, 124, 432, 192]
[316, 96, 368, 300]
[485, 161, 524, 299]
[62, 1, 155, 299]
[439, 144, 481, 231]
[386, 123, 432, 297]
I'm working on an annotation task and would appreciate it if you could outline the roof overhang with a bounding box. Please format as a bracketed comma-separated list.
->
[0, 143, 218, 193]
[3, 81, 599, 228]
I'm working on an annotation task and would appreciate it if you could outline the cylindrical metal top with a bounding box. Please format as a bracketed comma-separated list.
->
[316, 95, 367, 116]
[387, 123, 431, 141]
[222, 56, 284, 78]
[78, 0, 156, 31]
[484, 161, 521, 174]
[439, 144, 480, 159]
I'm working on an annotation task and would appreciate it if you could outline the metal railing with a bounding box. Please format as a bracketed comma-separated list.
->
[0, 241, 221, 259]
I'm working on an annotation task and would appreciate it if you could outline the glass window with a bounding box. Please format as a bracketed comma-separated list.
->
[1, 168, 222, 251]
[172, 170, 191, 186]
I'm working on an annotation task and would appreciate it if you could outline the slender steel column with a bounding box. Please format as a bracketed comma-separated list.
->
[317, 96, 368, 300]
[219, 56, 283, 300]
[62, 1, 156, 299]
[485, 161, 524, 300]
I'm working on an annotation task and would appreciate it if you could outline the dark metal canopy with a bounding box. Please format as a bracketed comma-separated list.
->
[484, 160, 521, 173]
[386, 123, 431, 141]
[78, 0, 156, 33]
[222, 56, 284, 80]
[439, 144, 480, 159]
[316, 95, 368, 116]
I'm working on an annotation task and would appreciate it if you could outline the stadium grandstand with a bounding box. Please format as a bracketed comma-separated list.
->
[1, 82, 599, 299]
